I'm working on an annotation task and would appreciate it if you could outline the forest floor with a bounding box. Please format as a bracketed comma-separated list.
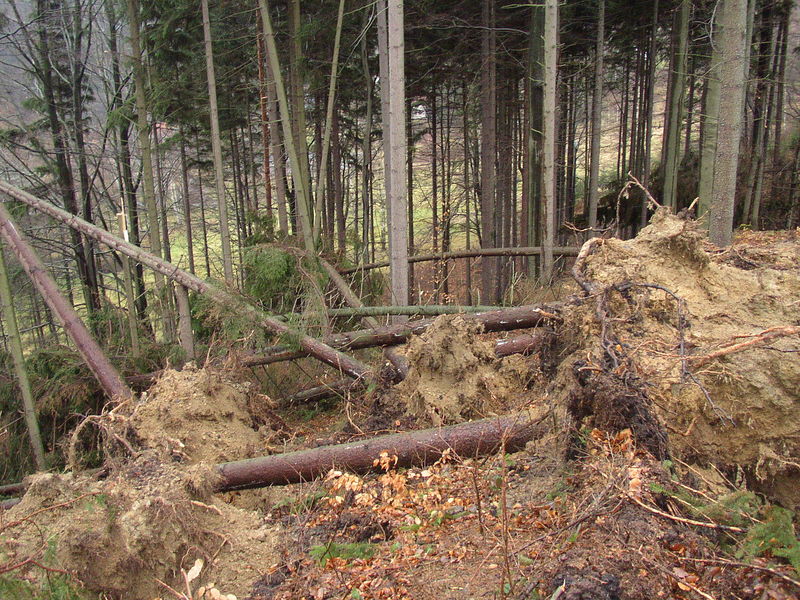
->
[1, 213, 799, 600]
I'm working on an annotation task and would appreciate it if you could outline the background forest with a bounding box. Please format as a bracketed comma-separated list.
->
[0, 0, 796, 476]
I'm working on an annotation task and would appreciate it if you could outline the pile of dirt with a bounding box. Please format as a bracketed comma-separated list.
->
[393, 315, 535, 426]
[126, 365, 273, 464]
[1, 366, 290, 598]
[2, 453, 281, 599]
[553, 210, 800, 508]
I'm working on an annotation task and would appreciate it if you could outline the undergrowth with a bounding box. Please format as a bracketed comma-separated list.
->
[651, 478, 800, 576]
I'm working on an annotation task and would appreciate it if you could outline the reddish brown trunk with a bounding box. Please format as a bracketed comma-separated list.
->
[216, 410, 547, 490]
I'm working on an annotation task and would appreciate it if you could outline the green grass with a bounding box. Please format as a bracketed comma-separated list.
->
[309, 542, 377, 566]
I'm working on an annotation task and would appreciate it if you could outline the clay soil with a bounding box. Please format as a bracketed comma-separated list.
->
[1, 215, 799, 600]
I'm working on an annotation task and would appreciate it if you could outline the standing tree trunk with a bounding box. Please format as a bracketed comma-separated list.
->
[710, 0, 749, 246]
[480, 0, 497, 302]
[587, 0, 605, 229]
[106, 0, 148, 321]
[289, 0, 312, 235]
[179, 129, 196, 275]
[541, 0, 558, 281]
[0, 241, 46, 469]
[360, 6, 375, 263]
[698, 9, 721, 223]
[126, 0, 169, 336]
[35, 0, 97, 318]
[662, 0, 690, 209]
[312, 0, 346, 246]
[255, 10, 275, 236]
[525, 3, 544, 278]
[384, 0, 409, 310]
[201, 0, 234, 284]
[640, 0, 659, 227]
[259, 0, 314, 251]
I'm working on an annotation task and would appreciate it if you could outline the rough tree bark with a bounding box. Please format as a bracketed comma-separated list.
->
[480, 0, 497, 302]
[216, 410, 548, 490]
[662, 0, 690, 209]
[201, 0, 234, 283]
[587, 0, 604, 229]
[710, 0, 749, 246]
[541, 0, 558, 280]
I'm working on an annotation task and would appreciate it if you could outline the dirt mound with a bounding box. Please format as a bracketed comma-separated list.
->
[127, 365, 272, 464]
[394, 315, 534, 426]
[2, 454, 281, 599]
[556, 210, 800, 507]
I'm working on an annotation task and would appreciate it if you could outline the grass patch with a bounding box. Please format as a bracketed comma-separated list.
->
[309, 542, 377, 566]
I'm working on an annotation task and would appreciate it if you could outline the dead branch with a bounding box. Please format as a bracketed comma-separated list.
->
[339, 246, 580, 275]
[283, 330, 555, 405]
[689, 326, 800, 368]
[128, 304, 561, 389]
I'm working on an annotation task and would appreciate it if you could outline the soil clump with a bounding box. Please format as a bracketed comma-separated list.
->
[389, 315, 536, 427]
[554, 210, 800, 508]
[2, 455, 280, 599]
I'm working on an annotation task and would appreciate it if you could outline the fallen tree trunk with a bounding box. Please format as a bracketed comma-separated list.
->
[0, 204, 133, 401]
[280, 305, 503, 319]
[340, 246, 580, 275]
[0, 181, 370, 380]
[126, 305, 560, 389]
[0, 410, 548, 504]
[0, 481, 26, 496]
[283, 329, 555, 404]
[216, 409, 548, 490]
[319, 257, 408, 378]
[246, 305, 559, 368]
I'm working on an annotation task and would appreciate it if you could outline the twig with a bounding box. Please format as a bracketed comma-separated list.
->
[627, 172, 662, 210]
[571, 237, 604, 295]
[678, 556, 800, 589]
[2, 492, 100, 530]
[685, 371, 735, 425]
[627, 494, 745, 533]
[689, 326, 800, 368]
[637, 551, 717, 600]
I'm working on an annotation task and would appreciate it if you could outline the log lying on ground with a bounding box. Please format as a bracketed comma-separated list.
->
[1, 409, 549, 506]
[125, 305, 560, 390]
[283, 329, 555, 405]
[0, 204, 133, 401]
[278, 305, 503, 320]
[319, 257, 408, 378]
[246, 305, 560, 368]
[340, 246, 581, 274]
[0, 481, 26, 496]
[0, 181, 370, 380]
[216, 409, 548, 490]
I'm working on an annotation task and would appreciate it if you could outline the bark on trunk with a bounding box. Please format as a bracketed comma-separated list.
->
[0, 241, 46, 469]
[480, 0, 498, 302]
[202, 0, 234, 283]
[710, 0, 749, 246]
[216, 410, 548, 490]
[0, 204, 132, 401]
